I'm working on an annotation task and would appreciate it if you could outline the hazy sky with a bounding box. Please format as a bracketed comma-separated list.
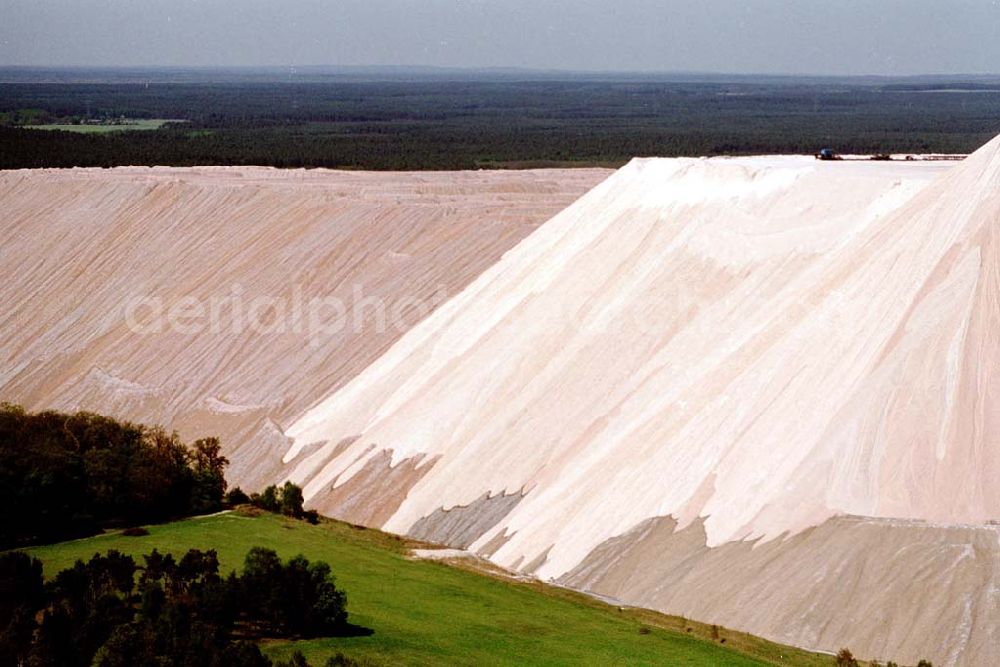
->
[3, 0, 1000, 75]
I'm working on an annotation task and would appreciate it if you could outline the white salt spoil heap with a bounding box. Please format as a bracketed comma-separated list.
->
[286, 137, 1000, 666]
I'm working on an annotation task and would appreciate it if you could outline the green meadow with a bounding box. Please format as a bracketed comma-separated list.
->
[22, 509, 834, 666]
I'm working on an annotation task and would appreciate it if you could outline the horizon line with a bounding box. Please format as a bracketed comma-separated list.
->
[2, 64, 1000, 80]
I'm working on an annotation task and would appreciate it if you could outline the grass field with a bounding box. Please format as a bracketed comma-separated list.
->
[21, 510, 835, 666]
[23, 119, 178, 133]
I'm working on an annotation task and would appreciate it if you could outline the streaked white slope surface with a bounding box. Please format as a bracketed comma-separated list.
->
[286, 142, 1000, 664]
[0, 166, 608, 487]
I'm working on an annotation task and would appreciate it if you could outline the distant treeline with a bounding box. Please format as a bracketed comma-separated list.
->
[1, 546, 357, 667]
[0, 404, 228, 548]
[1, 80, 998, 169]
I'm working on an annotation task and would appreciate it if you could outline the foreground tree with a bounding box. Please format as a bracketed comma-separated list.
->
[0, 552, 46, 665]
[250, 482, 313, 521]
[240, 547, 347, 636]
[191, 437, 230, 514]
[0, 404, 231, 548]
[280, 481, 305, 519]
[7, 546, 352, 666]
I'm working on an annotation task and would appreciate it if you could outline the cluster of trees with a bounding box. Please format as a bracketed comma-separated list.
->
[0, 404, 229, 548]
[0, 547, 353, 667]
[1, 79, 997, 170]
[835, 648, 932, 667]
[226, 482, 318, 524]
[0, 108, 54, 125]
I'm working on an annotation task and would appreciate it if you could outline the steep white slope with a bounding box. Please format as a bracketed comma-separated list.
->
[285, 142, 1000, 663]
[284, 150, 978, 570]
[0, 166, 608, 486]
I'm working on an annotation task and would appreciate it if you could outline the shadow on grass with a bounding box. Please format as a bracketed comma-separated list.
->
[235, 623, 374, 641]
[338, 623, 375, 638]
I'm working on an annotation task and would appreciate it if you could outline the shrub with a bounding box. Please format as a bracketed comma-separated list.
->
[226, 487, 251, 505]
[835, 648, 859, 667]
[250, 482, 311, 520]
[256, 485, 281, 513]
[276, 651, 310, 667]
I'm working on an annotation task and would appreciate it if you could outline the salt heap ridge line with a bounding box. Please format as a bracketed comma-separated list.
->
[285, 139, 1000, 665]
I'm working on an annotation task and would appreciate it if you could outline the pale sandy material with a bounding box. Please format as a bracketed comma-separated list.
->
[284, 142, 1000, 664]
[0, 165, 609, 489]
[284, 153, 967, 568]
[561, 515, 1000, 666]
[408, 490, 523, 549]
[410, 548, 474, 560]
